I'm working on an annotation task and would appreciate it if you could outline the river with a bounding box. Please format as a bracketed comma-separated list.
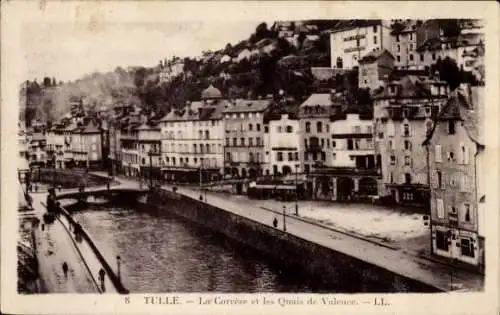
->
[72, 203, 340, 293]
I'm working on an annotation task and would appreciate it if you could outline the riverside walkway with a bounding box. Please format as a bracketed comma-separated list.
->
[164, 185, 483, 292]
[28, 177, 139, 293]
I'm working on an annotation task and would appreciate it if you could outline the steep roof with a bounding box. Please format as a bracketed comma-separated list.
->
[300, 93, 332, 107]
[359, 49, 394, 64]
[423, 86, 484, 147]
[373, 75, 446, 99]
[201, 84, 222, 100]
[222, 99, 272, 113]
[81, 121, 101, 134]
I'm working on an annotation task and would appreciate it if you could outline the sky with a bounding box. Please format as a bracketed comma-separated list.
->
[23, 21, 270, 82]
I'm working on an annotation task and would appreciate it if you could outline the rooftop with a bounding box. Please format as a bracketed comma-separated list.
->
[222, 99, 273, 113]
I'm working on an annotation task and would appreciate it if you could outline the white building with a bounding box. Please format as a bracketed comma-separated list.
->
[330, 20, 392, 70]
[136, 123, 162, 179]
[267, 113, 301, 176]
[160, 85, 226, 182]
[329, 113, 375, 168]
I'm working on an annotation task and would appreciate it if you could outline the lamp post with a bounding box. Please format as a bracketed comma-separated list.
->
[295, 164, 299, 216]
[148, 148, 153, 188]
[199, 157, 203, 201]
[52, 155, 56, 188]
[282, 206, 287, 232]
[116, 255, 121, 282]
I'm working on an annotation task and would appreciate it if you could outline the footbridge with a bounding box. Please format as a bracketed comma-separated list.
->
[55, 188, 149, 205]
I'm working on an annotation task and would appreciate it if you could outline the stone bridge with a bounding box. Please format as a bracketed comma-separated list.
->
[55, 188, 149, 205]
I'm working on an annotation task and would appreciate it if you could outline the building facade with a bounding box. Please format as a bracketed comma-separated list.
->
[266, 113, 301, 176]
[160, 85, 226, 182]
[137, 123, 162, 180]
[424, 85, 485, 268]
[330, 20, 392, 70]
[223, 98, 272, 178]
[71, 121, 103, 168]
[120, 123, 140, 177]
[358, 49, 395, 91]
[373, 75, 449, 207]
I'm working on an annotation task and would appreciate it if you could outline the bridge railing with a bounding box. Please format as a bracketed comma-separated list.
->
[43, 202, 129, 294]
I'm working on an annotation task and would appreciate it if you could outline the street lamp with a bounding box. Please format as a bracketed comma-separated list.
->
[148, 148, 153, 188]
[116, 255, 121, 282]
[282, 206, 287, 232]
[294, 164, 299, 216]
[199, 157, 203, 201]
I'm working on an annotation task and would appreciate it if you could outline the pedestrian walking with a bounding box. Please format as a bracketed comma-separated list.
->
[273, 217, 278, 228]
[98, 268, 106, 291]
[62, 262, 69, 278]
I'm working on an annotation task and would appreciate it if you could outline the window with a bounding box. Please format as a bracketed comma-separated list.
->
[403, 123, 410, 137]
[404, 140, 412, 150]
[354, 139, 360, 149]
[232, 138, 237, 146]
[354, 126, 361, 133]
[240, 138, 245, 146]
[409, 54, 414, 61]
[249, 138, 253, 146]
[390, 155, 396, 165]
[321, 138, 325, 147]
[256, 137, 262, 146]
[435, 230, 448, 251]
[294, 152, 299, 161]
[405, 173, 412, 184]
[388, 140, 393, 150]
[437, 171, 443, 188]
[397, 44, 401, 52]
[305, 122, 311, 133]
[367, 126, 372, 134]
[436, 199, 445, 219]
[460, 144, 469, 164]
[264, 126, 269, 133]
[435, 145, 442, 162]
[205, 130, 210, 139]
[256, 124, 261, 131]
[277, 152, 283, 162]
[193, 144, 198, 153]
[332, 140, 336, 148]
[225, 138, 229, 146]
[396, 35, 400, 42]
[397, 55, 401, 62]
[378, 132, 384, 139]
[461, 174, 468, 192]
[448, 120, 455, 134]
[373, 25, 377, 32]
[288, 152, 293, 161]
[373, 36, 377, 44]
[327, 139, 330, 148]
[321, 152, 326, 161]
[460, 238, 474, 258]
[432, 53, 436, 60]
[326, 125, 330, 133]
[448, 151, 455, 161]
[304, 164, 310, 173]
[420, 54, 424, 62]
[304, 139, 308, 147]
[347, 139, 354, 150]
[304, 151, 308, 161]
[277, 126, 282, 133]
[317, 121, 323, 133]
[332, 153, 337, 160]
[463, 203, 471, 222]
[409, 33, 413, 41]
[286, 125, 293, 133]
[249, 124, 253, 131]
[404, 156, 411, 166]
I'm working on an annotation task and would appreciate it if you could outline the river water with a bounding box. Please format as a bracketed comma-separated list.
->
[72, 204, 335, 293]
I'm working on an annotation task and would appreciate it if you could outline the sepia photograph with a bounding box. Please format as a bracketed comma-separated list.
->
[2, 1, 499, 315]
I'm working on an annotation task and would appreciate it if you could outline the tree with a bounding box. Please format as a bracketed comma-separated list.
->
[43, 77, 52, 87]
[297, 32, 307, 50]
[435, 57, 461, 90]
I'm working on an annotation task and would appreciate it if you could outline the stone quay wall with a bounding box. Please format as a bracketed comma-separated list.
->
[33, 168, 110, 188]
[148, 187, 442, 293]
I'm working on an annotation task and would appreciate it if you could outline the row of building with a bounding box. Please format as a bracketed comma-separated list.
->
[18, 79, 485, 269]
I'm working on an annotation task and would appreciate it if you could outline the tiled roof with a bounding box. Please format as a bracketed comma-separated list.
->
[424, 86, 484, 146]
[222, 99, 272, 113]
[201, 84, 222, 100]
[81, 122, 101, 134]
[161, 99, 229, 121]
[373, 75, 446, 99]
[359, 49, 394, 64]
[300, 93, 332, 107]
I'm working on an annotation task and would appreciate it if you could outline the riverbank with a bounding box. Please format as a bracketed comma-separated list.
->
[149, 184, 483, 292]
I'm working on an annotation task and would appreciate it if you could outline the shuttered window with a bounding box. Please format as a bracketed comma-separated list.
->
[435, 145, 442, 163]
[436, 199, 445, 219]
